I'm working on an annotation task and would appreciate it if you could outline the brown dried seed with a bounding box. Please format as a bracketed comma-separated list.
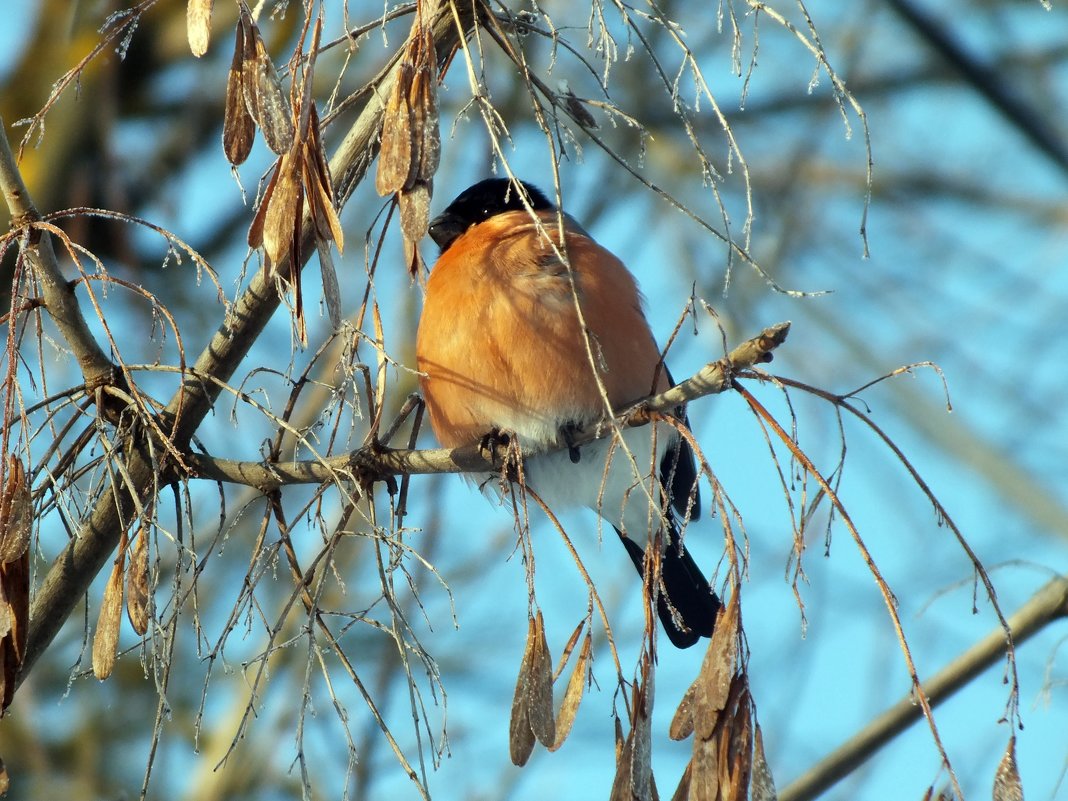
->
[671, 759, 693, 801]
[550, 630, 590, 751]
[250, 47, 295, 156]
[409, 69, 439, 179]
[92, 543, 126, 680]
[0, 550, 28, 713]
[527, 610, 556, 747]
[223, 20, 254, 165]
[994, 736, 1023, 801]
[262, 151, 302, 269]
[694, 592, 738, 740]
[238, 3, 293, 155]
[306, 107, 344, 251]
[508, 615, 538, 766]
[376, 67, 414, 196]
[1, 553, 28, 664]
[669, 682, 696, 741]
[398, 181, 431, 243]
[751, 725, 777, 801]
[126, 526, 150, 636]
[0, 456, 31, 565]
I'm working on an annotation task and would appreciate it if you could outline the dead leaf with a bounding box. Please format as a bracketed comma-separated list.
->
[187, 0, 214, 57]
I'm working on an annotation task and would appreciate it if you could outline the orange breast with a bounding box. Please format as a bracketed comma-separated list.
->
[416, 210, 668, 450]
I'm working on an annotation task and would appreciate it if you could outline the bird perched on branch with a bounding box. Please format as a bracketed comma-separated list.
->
[416, 177, 719, 648]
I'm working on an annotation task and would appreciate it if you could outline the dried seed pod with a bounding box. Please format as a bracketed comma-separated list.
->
[262, 150, 303, 269]
[92, 541, 127, 681]
[0, 549, 29, 712]
[398, 181, 431, 244]
[509, 615, 539, 766]
[238, 2, 293, 155]
[994, 736, 1023, 801]
[223, 17, 254, 165]
[376, 16, 439, 198]
[549, 629, 590, 751]
[126, 526, 151, 636]
[0, 456, 30, 565]
[526, 610, 556, 747]
[376, 66, 414, 196]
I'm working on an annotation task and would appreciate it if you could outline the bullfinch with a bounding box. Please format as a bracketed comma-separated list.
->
[416, 177, 719, 648]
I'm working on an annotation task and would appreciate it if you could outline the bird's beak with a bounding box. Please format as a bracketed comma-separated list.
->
[428, 211, 465, 252]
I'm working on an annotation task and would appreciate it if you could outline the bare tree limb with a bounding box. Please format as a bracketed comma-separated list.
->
[780, 574, 1068, 801]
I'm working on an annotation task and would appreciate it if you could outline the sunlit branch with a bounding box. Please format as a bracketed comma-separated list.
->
[184, 322, 790, 490]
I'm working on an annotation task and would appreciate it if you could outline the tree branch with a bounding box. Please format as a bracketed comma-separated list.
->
[184, 322, 791, 490]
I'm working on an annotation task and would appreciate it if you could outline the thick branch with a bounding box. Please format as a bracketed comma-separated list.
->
[20, 1, 475, 682]
[780, 574, 1068, 801]
[185, 322, 791, 490]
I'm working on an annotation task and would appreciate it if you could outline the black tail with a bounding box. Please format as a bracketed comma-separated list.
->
[618, 526, 720, 649]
